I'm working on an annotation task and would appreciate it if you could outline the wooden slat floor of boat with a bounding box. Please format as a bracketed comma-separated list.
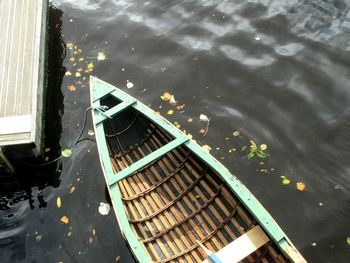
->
[103, 116, 288, 263]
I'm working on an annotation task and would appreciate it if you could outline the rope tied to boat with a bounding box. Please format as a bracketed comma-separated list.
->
[19, 106, 95, 167]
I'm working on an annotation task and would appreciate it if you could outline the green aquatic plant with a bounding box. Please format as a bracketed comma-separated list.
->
[241, 140, 269, 159]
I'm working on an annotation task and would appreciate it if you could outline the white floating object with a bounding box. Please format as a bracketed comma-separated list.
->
[126, 80, 134, 89]
[98, 202, 111, 215]
[97, 52, 106, 61]
[199, 114, 209, 122]
[254, 35, 261, 41]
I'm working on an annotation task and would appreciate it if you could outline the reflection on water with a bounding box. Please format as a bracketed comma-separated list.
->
[1, 0, 350, 262]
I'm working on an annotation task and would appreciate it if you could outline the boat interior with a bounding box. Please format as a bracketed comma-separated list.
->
[100, 95, 290, 263]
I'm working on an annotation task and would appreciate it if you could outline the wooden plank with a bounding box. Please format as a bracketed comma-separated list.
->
[0, 0, 47, 148]
[95, 99, 136, 124]
[202, 226, 269, 263]
[109, 136, 189, 185]
[0, 115, 31, 135]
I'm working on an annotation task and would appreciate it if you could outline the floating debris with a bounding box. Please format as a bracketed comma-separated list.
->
[98, 202, 111, 215]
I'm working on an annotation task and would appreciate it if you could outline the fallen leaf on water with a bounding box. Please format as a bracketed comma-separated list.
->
[76, 67, 83, 72]
[176, 104, 185, 110]
[88, 129, 95, 136]
[65, 71, 72, 76]
[115, 256, 121, 262]
[169, 95, 176, 105]
[232, 131, 240, 137]
[57, 197, 62, 208]
[126, 80, 134, 89]
[296, 182, 306, 191]
[161, 92, 172, 101]
[70, 186, 75, 193]
[35, 235, 42, 242]
[202, 145, 212, 153]
[187, 118, 193, 123]
[66, 43, 74, 49]
[98, 202, 111, 215]
[60, 216, 69, 224]
[92, 229, 96, 236]
[347, 237, 350, 245]
[199, 114, 209, 122]
[67, 85, 76, 91]
[311, 242, 317, 247]
[69, 57, 75, 62]
[260, 144, 267, 151]
[61, 149, 72, 158]
[45, 156, 49, 161]
[97, 52, 106, 61]
[67, 231, 72, 237]
[44, 147, 51, 152]
[87, 63, 94, 69]
[89, 237, 93, 243]
[281, 176, 291, 185]
[167, 110, 174, 115]
[199, 128, 206, 134]
[75, 72, 81, 77]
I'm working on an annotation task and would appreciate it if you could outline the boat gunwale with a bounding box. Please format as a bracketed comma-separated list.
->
[90, 76, 306, 263]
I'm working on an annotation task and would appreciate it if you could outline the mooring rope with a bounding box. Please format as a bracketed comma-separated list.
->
[19, 106, 96, 167]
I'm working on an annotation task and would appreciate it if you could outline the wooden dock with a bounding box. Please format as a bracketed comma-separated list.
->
[0, 0, 47, 151]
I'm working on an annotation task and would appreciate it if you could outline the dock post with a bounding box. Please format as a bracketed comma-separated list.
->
[0, 148, 15, 174]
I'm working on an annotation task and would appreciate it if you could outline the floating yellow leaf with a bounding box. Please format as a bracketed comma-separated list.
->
[161, 92, 172, 101]
[296, 182, 306, 191]
[87, 63, 94, 69]
[57, 197, 62, 208]
[73, 50, 78, 55]
[61, 149, 72, 158]
[45, 156, 49, 161]
[75, 72, 81, 77]
[92, 229, 96, 236]
[89, 237, 93, 243]
[232, 131, 240, 137]
[187, 118, 193, 123]
[67, 85, 76, 91]
[77, 48, 82, 53]
[260, 144, 267, 151]
[347, 237, 350, 245]
[69, 57, 75, 62]
[44, 147, 51, 152]
[115, 256, 121, 262]
[67, 231, 72, 237]
[167, 110, 174, 115]
[70, 186, 75, 193]
[65, 71, 72, 76]
[282, 178, 290, 185]
[201, 145, 212, 153]
[66, 43, 74, 49]
[60, 216, 69, 224]
[77, 67, 83, 72]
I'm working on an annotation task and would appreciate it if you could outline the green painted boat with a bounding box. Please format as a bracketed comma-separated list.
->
[90, 76, 306, 263]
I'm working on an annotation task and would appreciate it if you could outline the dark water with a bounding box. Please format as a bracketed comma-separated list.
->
[1, 0, 350, 262]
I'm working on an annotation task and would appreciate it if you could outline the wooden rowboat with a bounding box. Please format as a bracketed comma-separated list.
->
[90, 76, 306, 263]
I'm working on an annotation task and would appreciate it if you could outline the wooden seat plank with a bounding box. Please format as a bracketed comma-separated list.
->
[202, 225, 269, 263]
